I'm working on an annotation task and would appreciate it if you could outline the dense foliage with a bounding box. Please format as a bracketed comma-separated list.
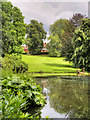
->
[26, 20, 47, 55]
[60, 20, 75, 60]
[1, 89, 30, 118]
[47, 13, 90, 71]
[49, 19, 68, 36]
[1, 54, 28, 73]
[1, 1, 89, 119]
[1, 72, 45, 118]
[1, 2, 46, 119]
[1, 2, 26, 56]
[61, 13, 85, 60]
[72, 18, 90, 71]
[48, 14, 85, 59]
[48, 19, 68, 57]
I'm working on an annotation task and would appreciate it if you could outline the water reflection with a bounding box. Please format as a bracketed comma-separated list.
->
[35, 76, 89, 119]
[47, 76, 89, 118]
[40, 79, 66, 118]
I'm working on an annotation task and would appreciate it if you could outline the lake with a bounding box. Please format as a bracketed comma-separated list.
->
[30, 76, 89, 119]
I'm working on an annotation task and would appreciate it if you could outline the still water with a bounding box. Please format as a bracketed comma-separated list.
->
[33, 76, 89, 119]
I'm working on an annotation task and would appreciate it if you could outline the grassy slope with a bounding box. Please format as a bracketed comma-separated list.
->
[22, 55, 78, 77]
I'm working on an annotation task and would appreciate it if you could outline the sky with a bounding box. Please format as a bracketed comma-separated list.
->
[8, 0, 89, 37]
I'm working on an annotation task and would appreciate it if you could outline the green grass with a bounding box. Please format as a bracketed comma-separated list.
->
[32, 72, 89, 77]
[30, 73, 77, 77]
[22, 54, 77, 74]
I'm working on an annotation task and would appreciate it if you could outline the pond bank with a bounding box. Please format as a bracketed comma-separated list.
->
[29, 72, 89, 78]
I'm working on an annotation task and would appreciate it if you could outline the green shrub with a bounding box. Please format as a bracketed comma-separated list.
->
[2, 74, 45, 107]
[1, 73, 45, 118]
[1, 54, 28, 73]
[1, 89, 31, 119]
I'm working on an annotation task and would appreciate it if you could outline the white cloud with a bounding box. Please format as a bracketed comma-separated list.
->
[57, 11, 74, 19]
[7, 0, 88, 32]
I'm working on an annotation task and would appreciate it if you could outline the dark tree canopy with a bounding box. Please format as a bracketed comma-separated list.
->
[1, 2, 26, 56]
[60, 13, 85, 60]
[26, 20, 47, 55]
[60, 20, 75, 59]
[72, 18, 90, 71]
[70, 13, 85, 27]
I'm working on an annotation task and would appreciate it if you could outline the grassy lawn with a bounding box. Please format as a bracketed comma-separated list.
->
[30, 73, 77, 77]
[22, 54, 89, 77]
[22, 54, 78, 75]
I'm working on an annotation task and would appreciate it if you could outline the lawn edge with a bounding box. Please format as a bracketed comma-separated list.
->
[29, 72, 89, 77]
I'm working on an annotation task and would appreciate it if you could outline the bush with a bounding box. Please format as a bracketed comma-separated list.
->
[1, 54, 28, 73]
[2, 73, 45, 107]
[1, 89, 31, 119]
[1, 73, 45, 118]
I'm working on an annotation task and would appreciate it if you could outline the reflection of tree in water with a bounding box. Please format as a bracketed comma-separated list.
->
[48, 76, 89, 119]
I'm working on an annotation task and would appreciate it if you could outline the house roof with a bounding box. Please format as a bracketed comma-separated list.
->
[41, 48, 47, 50]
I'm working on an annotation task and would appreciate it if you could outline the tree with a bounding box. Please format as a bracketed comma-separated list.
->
[47, 34, 62, 57]
[70, 13, 85, 27]
[49, 19, 68, 37]
[1, 2, 26, 56]
[71, 18, 90, 71]
[48, 15, 84, 58]
[48, 19, 68, 57]
[60, 13, 85, 60]
[60, 20, 75, 60]
[26, 20, 47, 55]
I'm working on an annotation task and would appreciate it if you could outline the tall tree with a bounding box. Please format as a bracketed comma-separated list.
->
[48, 19, 68, 56]
[60, 20, 75, 60]
[71, 18, 90, 71]
[1, 2, 26, 56]
[26, 20, 47, 55]
[48, 14, 85, 58]
[60, 13, 85, 60]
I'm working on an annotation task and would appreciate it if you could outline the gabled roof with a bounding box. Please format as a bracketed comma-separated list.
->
[41, 48, 47, 51]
